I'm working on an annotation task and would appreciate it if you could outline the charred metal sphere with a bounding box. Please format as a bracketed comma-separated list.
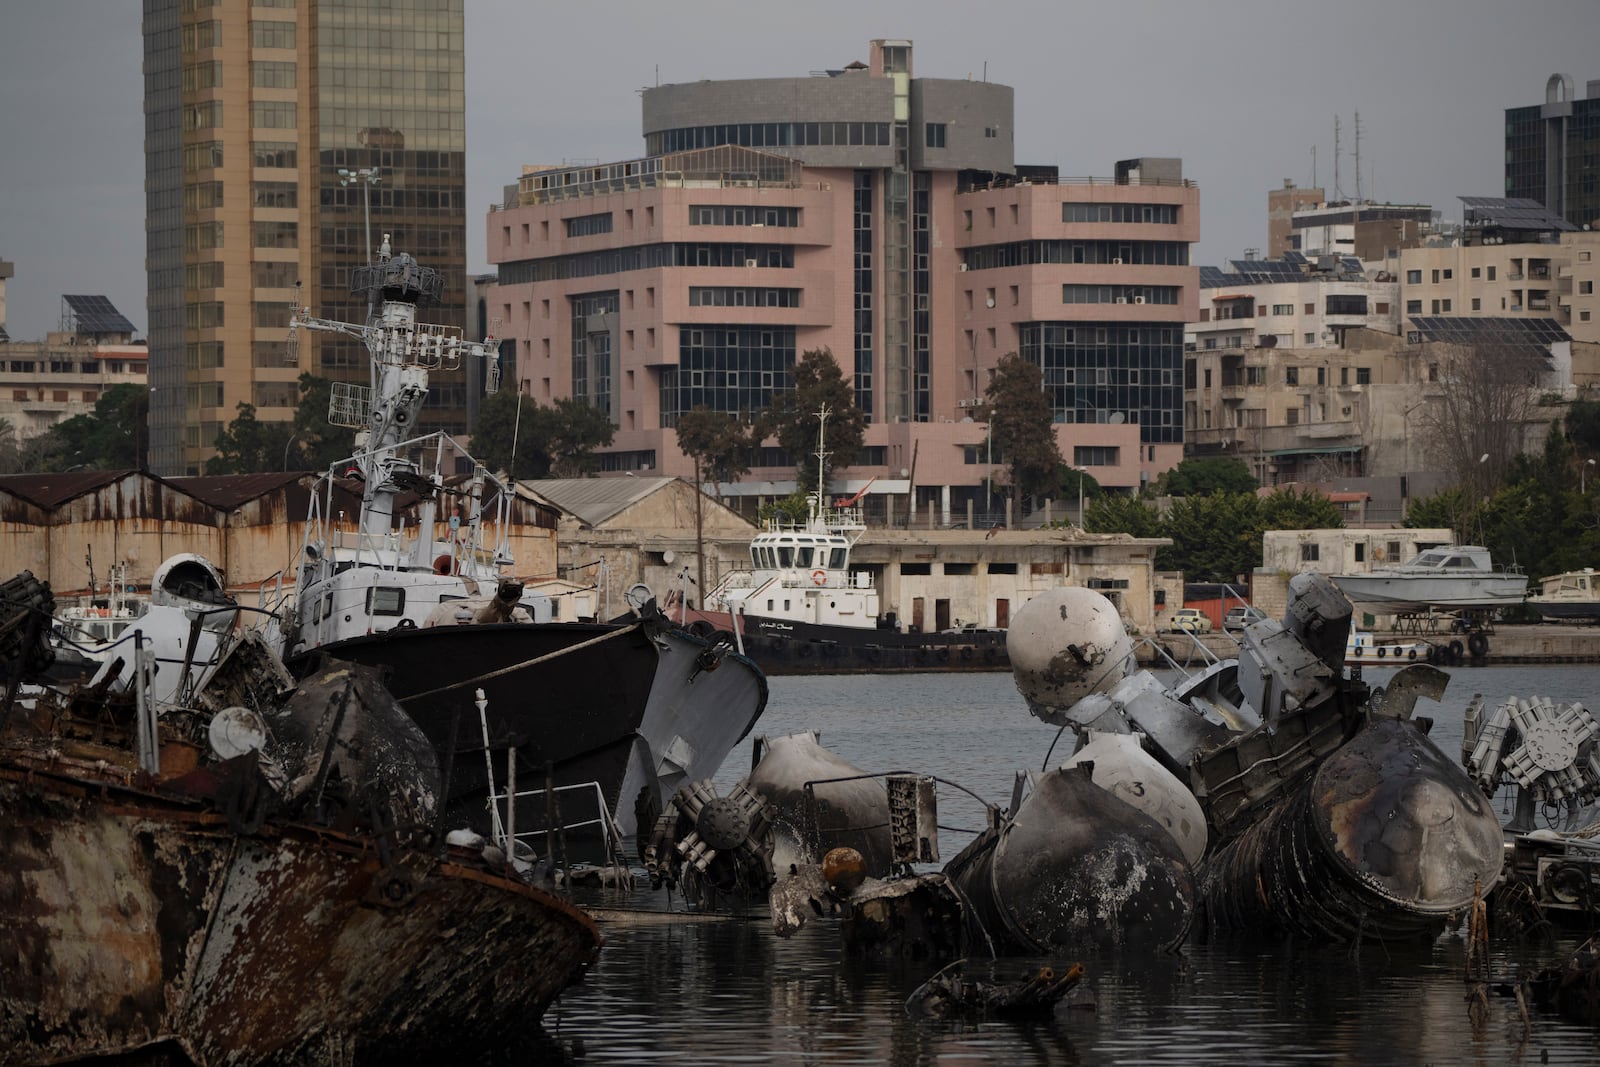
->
[744, 732, 893, 874]
[1006, 586, 1133, 722]
[944, 764, 1196, 955]
[1199, 717, 1504, 942]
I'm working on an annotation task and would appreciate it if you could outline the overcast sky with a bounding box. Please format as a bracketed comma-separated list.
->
[1, 0, 1596, 342]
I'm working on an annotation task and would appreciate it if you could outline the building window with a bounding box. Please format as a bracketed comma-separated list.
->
[1443, 269, 1453, 280]
[1471, 266, 1481, 278]
[1356, 368, 1371, 385]
[1488, 265, 1496, 280]
[564, 213, 614, 238]
[1471, 297, 1481, 310]
[1304, 332, 1316, 344]
[250, 100, 297, 129]
[252, 141, 295, 169]
[1062, 202, 1179, 224]
[1406, 270, 1421, 284]
[250, 61, 296, 89]
[1272, 303, 1293, 315]
[1286, 408, 1299, 425]
[925, 122, 946, 148]
[1406, 300, 1422, 314]
[252, 182, 297, 209]
[1431, 269, 1441, 283]
[252, 221, 297, 248]
[1581, 281, 1595, 295]
[249, 20, 296, 49]
[1442, 299, 1452, 312]
[1301, 544, 1320, 562]
[1074, 446, 1120, 466]
[1285, 367, 1299, 385]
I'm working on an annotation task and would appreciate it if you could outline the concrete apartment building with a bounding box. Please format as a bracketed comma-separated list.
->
[485, 40, 1198, 518]
[1396, 205, 1600, 349]
[0, 296, 150, 442]
[1184, 257, 1408, 484]
[141, 0, 468, 476]
[1507, 74, 1600, 231]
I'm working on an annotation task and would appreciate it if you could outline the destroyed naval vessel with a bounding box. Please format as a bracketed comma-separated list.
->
[637, 573, 1505, 960]
[0, 571, 601, 1064]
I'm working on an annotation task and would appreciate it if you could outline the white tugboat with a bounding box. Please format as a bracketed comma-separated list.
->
[276, 236, 766, 839]
[685, 407, 1007, 674]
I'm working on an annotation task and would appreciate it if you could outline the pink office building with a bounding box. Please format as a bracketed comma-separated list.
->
[485, 40, 1198, 515]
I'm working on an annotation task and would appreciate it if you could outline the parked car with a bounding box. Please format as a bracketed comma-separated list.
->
[1168, 608, 1213, 634]
[1223, 605, 1268, 632]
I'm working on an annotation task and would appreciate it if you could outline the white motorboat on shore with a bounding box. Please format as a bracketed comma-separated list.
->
[1329, 545, 1527, 613]
[1527, 569, 1600, 621]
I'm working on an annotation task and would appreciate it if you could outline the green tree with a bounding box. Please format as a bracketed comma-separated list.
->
[1565, 399, 1600, 456]
[469, 390, 556, 480]
[33, 384, 151, 471]
[287, 374, 352, 471]
[765, 347, 864, 497]
[1159, 491, 1262, 581]
[675, 405, 756, 501]
[985, 353, 1064, 516]
[468, 392, 615, 480]
[1158, 456, 1257, 496]
[1084, 493, 1162, 537]
[546, 396, 617, 477]
[207, 402, 296, 474]
[1259, 486, 1345, 531]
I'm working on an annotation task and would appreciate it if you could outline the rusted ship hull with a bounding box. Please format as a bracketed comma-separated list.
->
[0, 765, 601, 1065]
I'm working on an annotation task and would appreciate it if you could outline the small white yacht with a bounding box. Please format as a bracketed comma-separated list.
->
[1527, 569, 1600, 621]
[1329, 545, 1527, 613]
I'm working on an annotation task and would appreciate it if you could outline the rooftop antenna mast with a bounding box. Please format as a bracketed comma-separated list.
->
[1353, 110, 1363, 202]
[1333, 115, 1342, 201]
[1310, 145, 1317, 190]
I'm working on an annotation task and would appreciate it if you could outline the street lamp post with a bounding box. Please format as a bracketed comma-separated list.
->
[1584, 458, 1596, 495]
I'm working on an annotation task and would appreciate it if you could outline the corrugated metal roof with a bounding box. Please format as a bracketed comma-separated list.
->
[168, 472, 314, 508]
[520, 476, 679, 527]
[0, 470, 133, 509]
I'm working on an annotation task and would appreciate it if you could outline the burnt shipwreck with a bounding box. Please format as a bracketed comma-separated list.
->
[1009, 577, 1505, 944]
[638, 573, 1503, 962]
[0, 570, 601, 1064]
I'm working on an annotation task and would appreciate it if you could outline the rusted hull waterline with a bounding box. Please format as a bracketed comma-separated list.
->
[0, 768, 601, 1065]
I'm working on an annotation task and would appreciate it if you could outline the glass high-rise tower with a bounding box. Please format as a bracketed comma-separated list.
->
[142, 0, 467, 475]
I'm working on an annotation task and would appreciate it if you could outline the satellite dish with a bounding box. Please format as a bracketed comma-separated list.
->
[985, 295, 996, 308]
[662, 550, 676, 564]
[208, 706, 267, 760]
[1110, 412, 1126, 424]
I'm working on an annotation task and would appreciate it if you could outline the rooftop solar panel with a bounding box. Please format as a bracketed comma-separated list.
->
[1457, 195, 1576, 232]
[1409, 315, 1570, 349]
[63, 295, 135, 336]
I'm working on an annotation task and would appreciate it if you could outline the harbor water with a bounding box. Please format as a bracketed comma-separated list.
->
[534, 665, 1600, 1065]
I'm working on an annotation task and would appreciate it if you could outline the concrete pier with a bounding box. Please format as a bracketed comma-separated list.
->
[1152, 623, 1600, 667]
